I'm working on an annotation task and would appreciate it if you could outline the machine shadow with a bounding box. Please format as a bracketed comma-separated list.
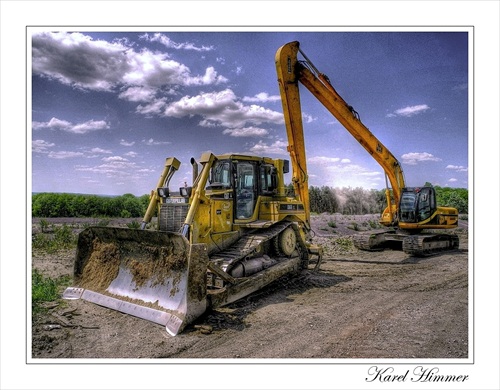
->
[188, 269, 351, 333]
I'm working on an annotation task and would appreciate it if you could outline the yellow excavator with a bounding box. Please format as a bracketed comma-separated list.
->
[276, 41, 459, 255]
[63, 41, 458, 336]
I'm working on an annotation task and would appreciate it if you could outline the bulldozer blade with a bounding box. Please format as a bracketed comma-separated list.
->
[63, 227, 209, 336]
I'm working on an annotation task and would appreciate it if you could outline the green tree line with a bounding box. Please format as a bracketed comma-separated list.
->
[32, 186, 468, 218]
[32, 193, 150, 218]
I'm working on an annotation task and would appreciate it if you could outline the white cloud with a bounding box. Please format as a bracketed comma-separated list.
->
[33, 117, 71, 130]
[75, 157, 153, 181]
[77, 160, 138, 174]
[312, 163, 383, 189]
[32, 139, 55, 153]
[302, 113, 315, 124]
[308, 156, 351, 165]
[120, 139, 135, 147]
[401, 152, 441, 165]
[136, 98, 168, 116]
[48, 151, 84, 159]
[387, 104, 430, 117]
[71, 120, 110, 134]
[327, 163, 381, 177]
[243, 92, 280, 103]
[90, 147, 112, 154]
[32, 32, 226, 95]
[118, 86, 157, 102]
[249, 140, 288, 155]
[308, 156, 341, 165]
[223, 126, 269, 137]
[306, 157, 380, 188]
[163, 89, 284, 128]
[446, 164, 468, 172]
[32, 32, 129, 91]
[141, 138, 171, 146]
[102, 156, 128, 162]
[140, 33, 214, 52]
[452, 83, 468, 92]
[33, 117, 109, 134]
[184, 67, 227, 86]
[359, 171, 383, 177]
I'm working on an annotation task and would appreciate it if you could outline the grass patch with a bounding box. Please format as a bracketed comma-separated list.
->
[347, 222, 360, 231]
[39, 218, 49, 233]
[32, 269, 71, 315]
[32, 224, 78, 253]
[126, 220, 141, 229]
[82, 218, 110, 228]
[368, 219, 380, 229]
[332, 237, 354, 253]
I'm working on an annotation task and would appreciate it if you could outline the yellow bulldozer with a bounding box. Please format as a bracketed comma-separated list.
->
[63, 41, 459, 336]
[63, 150, 323, 336]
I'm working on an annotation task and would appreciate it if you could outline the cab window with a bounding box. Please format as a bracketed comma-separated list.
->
[207, 160, 231, 190]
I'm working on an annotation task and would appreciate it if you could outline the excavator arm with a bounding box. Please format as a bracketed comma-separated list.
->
[275, 41, 405, 225]
[275, 43, 311, 226]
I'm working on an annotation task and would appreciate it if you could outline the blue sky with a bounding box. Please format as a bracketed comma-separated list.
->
[31, 30, 469, 196]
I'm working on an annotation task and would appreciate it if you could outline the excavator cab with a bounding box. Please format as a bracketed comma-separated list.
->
[398, 187, 437, 223]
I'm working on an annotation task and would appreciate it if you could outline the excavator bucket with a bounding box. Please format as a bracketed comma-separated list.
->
[63, 227, 209, 336]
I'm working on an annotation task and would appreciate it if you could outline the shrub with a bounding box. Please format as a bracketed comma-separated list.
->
[348, 222, 360, 231]
[126, 220, 141, 229]
[368, 219, 380, 229]
[333, 237, 353, 252]
[32, 224, 77, 253]
[32, 269, 71, 315]
[39, 219, 49, 233]
[327, 219, 337, 228]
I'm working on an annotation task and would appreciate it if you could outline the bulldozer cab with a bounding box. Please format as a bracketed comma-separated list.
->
[207, 156, 283, 222]
[235, 161, 257, 219]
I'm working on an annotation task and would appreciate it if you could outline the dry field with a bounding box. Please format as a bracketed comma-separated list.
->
[31, 214, 469, 360]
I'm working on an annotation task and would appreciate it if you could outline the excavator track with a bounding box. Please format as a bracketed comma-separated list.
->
[353, 229, 460, 257]
[402, 233, 460, 257]
[352, 229, 392, 251]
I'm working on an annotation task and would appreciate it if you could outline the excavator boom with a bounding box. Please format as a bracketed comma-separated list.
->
[276, 41, 405, 224]
[276, 41, 458, 254]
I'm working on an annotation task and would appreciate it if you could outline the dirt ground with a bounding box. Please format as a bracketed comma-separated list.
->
[30, 214, 469, 360]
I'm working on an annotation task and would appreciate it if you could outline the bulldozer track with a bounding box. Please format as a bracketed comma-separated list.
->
[209, 221, 293, 272]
